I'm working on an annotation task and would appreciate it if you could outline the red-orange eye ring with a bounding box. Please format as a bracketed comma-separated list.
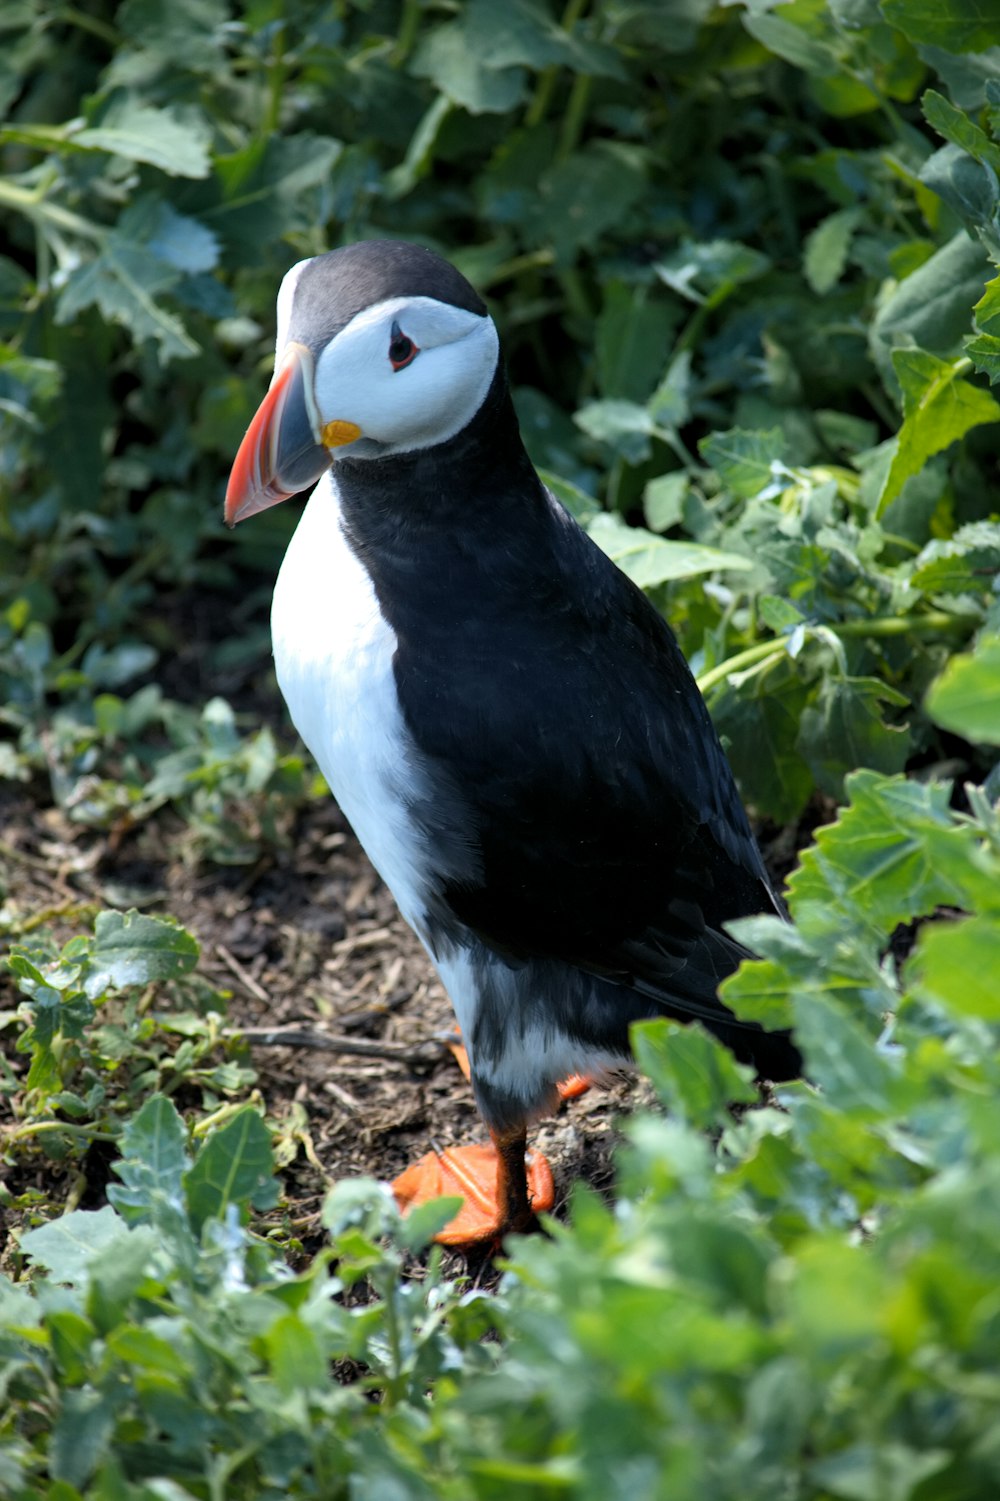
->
[388, 320, 419, 371]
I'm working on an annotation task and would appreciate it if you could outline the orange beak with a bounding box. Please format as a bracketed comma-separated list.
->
[225, 342, 359, 527]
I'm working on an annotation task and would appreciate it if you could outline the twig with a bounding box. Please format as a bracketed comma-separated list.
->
[214, 943, 272, 1005]
[322, 1078, 364, 1115]
[228, 1024, 437, 1064]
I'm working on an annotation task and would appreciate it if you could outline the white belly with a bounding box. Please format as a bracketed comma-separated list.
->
[271, 476, 431, 934]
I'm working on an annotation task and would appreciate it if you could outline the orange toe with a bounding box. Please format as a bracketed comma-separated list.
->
[556, 1073, 591, 1100]
[392, 1142, 555, 1247]
[444, 1033, 592, 1101]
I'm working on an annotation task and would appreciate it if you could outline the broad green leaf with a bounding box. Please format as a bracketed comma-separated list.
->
[922, 89, 1000, 173]
[463, 0, 625, 78]
[411, 23, 527, 113]
[925, 636, 1000, 744]
[213, 134, 343, 247]
[803, 207, 862, 295]
[790, 993, 899, 1114]
[911, 522, 1000, 595]
[876, 350, 1000, 517]
[785, 772, 974, 933]
[84, 910, 199, 998]
[699, 427, 787, 499]
[910, 915, 1000, 1020]
[574, 398, 655, 462]
[539, 144, 647, 262]
[655, 239, 771, 305]
[974, 276, 1000, 335]
[797, 675, 910, 798]
[108, 1093, 190, 1214]
[632, 1018, 757, 1128]
[881, 0, 1000, 53]
[587, 513, 752, 589]
[869, 232, 991, 394]
[809, 1441, 950, 1501]
[743, 9, 837, 74]
[56, 238, 199, 362]
[712, 672, 814, 824]
[49, 1388, 115, 1489]
[965, 331, 1000, 382]
[644, 471, 688, 533]
[21, 1206, 128, 1283]
[649, 350, 691, 430]
[265, 1311, 329, 1395]
[76, 94, 211, 178]
[183, 1107, 275, 1232]
[595, 281, 680, 403]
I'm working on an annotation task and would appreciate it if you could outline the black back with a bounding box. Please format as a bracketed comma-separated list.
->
[334, 366, 799, 1078]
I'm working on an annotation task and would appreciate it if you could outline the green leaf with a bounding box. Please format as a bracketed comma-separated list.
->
[56, 236, 199, 362]
[463, 0, 625, 78]
[574, 398, 655, 462]
[803, 207, 862, 295]
[965, 331, 1000, 382]
[644, 471, 689, 533]
[797, 675, 910, 800]
[790, 993, 898, 1114]
[910, 915, 1000, 1020]
[713, 670, 815, 825]
[699, 427, 787, 499]
[632, 1018, 757, 1128]
[183, 1107, 275, 1232]
[809, 1441, 950, 1501]
[876, 350, 1000, 517]
[742, 10, 838, 74]
[655, 239, 771, 305]
[84, 910, 199, 999]
[587, 513, 752, 589]
[21, 1206, 129, 1283]
[108, 1093, 190, 1216]
[881, 0, 1000, 53]
[974, 276, 1000, 336]
[922, 89, 1000, 174]
[411, 23, 527, 114]
[925, 635, 1000, 744]
[595, 281, 680, 402]
[264, 1311, 329, 1395]
[76, 93, 211, 177]
[50, 1388, 116, 1489]
[539, 144, 647, 262]
[869, 233, 992, 395]
[785, 772, 973, 935]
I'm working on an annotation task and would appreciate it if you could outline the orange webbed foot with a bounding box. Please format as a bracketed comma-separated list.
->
[392, 1138, 554, 1247]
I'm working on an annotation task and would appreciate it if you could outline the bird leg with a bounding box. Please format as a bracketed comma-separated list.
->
[492, 1124, 533, 1235]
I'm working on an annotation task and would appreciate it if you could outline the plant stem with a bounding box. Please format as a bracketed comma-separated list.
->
[696, 610, 978, 696]
[0, 181, 105, 242]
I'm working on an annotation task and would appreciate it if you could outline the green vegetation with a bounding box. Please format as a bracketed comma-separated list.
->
[3, 0, 1000, 1495]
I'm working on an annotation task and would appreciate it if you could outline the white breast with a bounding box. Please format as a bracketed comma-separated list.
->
[270, 474, 432, 935]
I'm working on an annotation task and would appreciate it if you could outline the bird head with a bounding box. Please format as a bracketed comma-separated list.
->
[225, 240, 499, 525]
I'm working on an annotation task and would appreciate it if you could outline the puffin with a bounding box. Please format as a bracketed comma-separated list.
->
[225, 239, 801, 1244]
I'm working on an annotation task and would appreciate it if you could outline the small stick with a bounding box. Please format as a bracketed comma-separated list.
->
[228, 1024, 437, 1064]
[214, 943, 272, 1005]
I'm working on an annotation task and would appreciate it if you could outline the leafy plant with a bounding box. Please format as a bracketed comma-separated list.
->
[3, 909, 256, 1169]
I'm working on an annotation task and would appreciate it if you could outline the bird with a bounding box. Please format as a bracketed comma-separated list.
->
[225, 238, 801, 1245]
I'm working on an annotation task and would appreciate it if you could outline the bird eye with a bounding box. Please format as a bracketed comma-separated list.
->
[388, 321, 419, 371]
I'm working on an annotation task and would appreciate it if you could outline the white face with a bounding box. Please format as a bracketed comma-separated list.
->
[275, 261, 500, 458]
